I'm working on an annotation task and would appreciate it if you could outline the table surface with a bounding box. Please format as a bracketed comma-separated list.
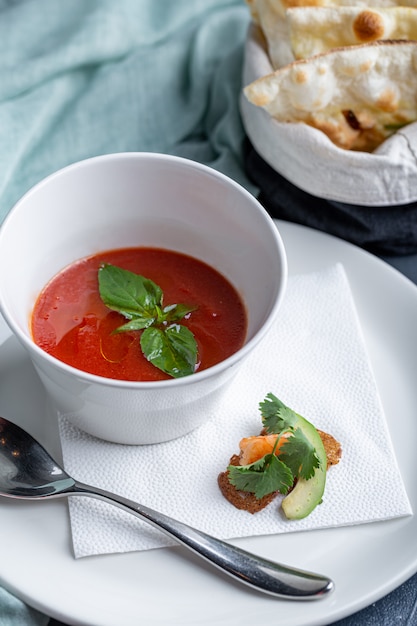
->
[45, 249, 417, 625]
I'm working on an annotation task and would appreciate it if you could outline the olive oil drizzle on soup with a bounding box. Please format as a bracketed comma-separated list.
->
[31, 248, 247, 381]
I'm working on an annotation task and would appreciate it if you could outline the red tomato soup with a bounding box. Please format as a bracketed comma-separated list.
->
[31, 248, 247, 381]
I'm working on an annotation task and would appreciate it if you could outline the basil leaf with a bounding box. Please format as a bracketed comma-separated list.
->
[98, 264, 163, 320]
[163, 303, 197, 322]
[98, 263, 199, 379]
[140, 324, 198, 378]
[113, 317, 156, 332]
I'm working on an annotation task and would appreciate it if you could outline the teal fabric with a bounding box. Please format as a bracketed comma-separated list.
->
[0, 587, 48, 626]
[0, 0, 254, 623]
[0, 0, 256, 226]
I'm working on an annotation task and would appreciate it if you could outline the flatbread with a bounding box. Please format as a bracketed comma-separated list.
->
[249, 0, 294, 67]
[248, 0, 417, 67]
[243, 40, 417, 150]
[288, 7, 417, 59]
[246, 0, 261, 23]
[249, 0, 417, 21]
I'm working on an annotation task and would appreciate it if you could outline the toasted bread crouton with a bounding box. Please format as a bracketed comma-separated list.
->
[318, 429, 342, 468]
[218, 455, 279, 513]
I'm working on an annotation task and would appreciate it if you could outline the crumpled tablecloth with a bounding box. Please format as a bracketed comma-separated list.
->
[0, 0, 255, 225]
[0, 0, 253, 623]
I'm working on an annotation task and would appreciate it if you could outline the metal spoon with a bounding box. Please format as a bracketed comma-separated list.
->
[0, 416, 334, 599]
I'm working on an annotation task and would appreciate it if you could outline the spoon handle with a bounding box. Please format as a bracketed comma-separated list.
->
[71, 481, 333, 599]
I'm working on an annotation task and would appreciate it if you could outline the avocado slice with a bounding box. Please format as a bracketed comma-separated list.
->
[282, 412, 327, 520]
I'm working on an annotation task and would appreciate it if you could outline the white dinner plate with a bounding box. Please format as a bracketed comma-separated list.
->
[0, 220, 416, 626]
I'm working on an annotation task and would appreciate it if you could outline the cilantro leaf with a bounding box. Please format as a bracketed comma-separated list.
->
[259, 393, 298, 434]
[278, 429, 321, 480]
[140, 324, 197, 378]
[259, 392, 286, 418]
[228, 454, 294, 499]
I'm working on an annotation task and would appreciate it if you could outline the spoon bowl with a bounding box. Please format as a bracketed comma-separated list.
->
[0, 416, 334, 600]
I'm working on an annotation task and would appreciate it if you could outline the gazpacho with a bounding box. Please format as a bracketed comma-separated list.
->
[31, 247, 247, 381]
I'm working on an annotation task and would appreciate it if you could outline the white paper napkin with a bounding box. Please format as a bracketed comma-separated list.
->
[240, 24, 417, 206]
[59, 263, 412, 558]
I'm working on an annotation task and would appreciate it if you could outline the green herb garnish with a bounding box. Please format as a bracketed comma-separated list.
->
[98, 264, 198, 378]
[384, 122, 409, 132]
[228, 450, 294, 499]
[228, 393, 322, 500]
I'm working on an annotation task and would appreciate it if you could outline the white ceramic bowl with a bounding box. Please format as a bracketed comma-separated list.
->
[0, 153, 287, 444]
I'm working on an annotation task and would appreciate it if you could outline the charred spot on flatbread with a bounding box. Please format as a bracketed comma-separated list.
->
[353, 10, 386, 42]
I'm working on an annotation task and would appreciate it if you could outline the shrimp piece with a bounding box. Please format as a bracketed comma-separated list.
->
[239, 432, 291, 466]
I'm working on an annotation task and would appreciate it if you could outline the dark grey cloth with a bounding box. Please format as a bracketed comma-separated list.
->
[244, 141, 417, 256]
[333, 573, 417, 625]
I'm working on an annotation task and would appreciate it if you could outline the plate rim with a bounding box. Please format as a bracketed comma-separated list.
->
[1, 219, 416, 626]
